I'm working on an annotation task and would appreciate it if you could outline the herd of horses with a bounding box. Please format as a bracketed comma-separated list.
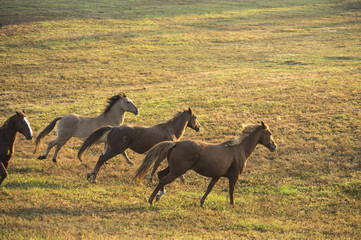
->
[0, 93, 277, 206]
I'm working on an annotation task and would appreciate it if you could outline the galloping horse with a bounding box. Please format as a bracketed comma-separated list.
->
[78, 108, 200, 183]
[134, 122, 277, 206]
[0, 111, 33, 186]
[34, 93, 138, 163]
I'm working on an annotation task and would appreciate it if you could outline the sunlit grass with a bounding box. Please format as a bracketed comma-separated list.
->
[0, 0, 361, 239]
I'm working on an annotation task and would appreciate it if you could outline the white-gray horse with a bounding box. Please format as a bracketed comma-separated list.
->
[34, 93, 138, 163]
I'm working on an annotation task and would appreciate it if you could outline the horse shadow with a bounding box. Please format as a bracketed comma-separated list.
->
[1, 204, 159, 220]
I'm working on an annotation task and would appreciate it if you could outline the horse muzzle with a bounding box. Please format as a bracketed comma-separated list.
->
[269, 144, 277, 152]
[26, 135, 33, 140]
[133, 109, 139, 115]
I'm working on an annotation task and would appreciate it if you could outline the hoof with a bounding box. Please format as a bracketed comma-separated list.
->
[52, 158, 57, 163]
[127, 161, 135, 166]
[156, 190, 165, 202]
[37, 155, 46, 160]
[86, 172, 92, 180]
[86, 173, 96, 183]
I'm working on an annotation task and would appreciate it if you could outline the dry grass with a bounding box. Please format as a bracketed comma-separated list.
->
[0, 0, 361, 239]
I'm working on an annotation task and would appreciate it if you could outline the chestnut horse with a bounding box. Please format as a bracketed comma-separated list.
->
[34, 93, 138, 163]
[134, 122, 277, 206]
[0, 111, 33, 186]
[78, 108, 200, 183]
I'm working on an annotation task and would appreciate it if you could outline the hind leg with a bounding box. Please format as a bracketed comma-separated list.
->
[155, 167, 170, 202]
[38, 138, 58, 160]
[149, 172, 180, 205]
[51, 139, 70, 163]
[149, 165, 190, 205]
[86, 151, 120, 183]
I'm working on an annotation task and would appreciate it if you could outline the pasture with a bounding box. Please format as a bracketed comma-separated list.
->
[0, 0, 360, 239]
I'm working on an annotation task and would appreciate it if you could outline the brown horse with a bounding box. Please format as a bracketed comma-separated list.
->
[134, 121, 277, 206]
[78, 108, 200, 183]
[34, 93, 138, 163]
[0, 111, 33, 186]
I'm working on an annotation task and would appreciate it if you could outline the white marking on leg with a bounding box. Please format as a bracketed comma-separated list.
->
[156, 190, 166, 201]
[103, 143, 107, 155]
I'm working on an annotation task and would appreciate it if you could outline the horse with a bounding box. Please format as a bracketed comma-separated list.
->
[134, 121, 277, 206]
[34, 93, 138, 163]
[78, 108, 200, 183]
[0, 110, 33, 186]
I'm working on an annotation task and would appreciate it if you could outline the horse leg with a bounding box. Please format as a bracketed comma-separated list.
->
[200, 177, 220, 206]
[148, 172, 181, 205]
[121, 151, 134, 166]
[228, 176, 238, 205]
[155, 167, 170, 202]
[0, 162, 8, 186]
[51, 138, 71, 163]
[38, 138, 58, 160]
[86, 152, 117, 183]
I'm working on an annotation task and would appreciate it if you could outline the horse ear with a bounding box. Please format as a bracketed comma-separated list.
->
[261, 121, 266, 129]
[188, 107, 193, 114]
[23, 109, 26, 114]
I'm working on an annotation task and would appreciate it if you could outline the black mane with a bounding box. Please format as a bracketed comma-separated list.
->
[103, 93, 126, 114]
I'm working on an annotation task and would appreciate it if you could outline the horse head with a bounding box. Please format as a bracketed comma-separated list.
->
[14, 110, 33, 140]
[258, 121, 276, 152]
[106, 93, 138, 116]
[117, 93, 138, 115]
[186, 108, 200, 132]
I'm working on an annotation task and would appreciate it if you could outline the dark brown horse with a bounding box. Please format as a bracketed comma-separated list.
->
[78, 108, 200, 183]
[134, 122, 277, 206]
[0, 111, 33, 186]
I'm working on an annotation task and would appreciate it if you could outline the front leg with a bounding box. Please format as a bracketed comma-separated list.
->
[200, 177, 220, 206]
[228, 176, 238, 205]
[0, 161, 9, 186]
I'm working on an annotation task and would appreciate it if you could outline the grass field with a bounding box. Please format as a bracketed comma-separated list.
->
[1, 0, 361, 239]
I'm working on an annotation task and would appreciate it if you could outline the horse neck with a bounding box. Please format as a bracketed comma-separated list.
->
[239, 130, 261, 159]
[100, 107, 125, 126]
[167, 113, 189, 140]
[1, 117, 18, 148]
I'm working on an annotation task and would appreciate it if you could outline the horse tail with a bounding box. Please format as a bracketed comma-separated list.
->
[77, 126, 113, 162]
[33, 117, 62, 154]
[134, 141, 177, 185]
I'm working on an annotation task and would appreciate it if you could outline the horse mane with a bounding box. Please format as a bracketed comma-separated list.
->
[1, 111, 26, 129]
[226, 124, 262, 146]
[103, 93, 126, 114]
[160, 110, 188, 126]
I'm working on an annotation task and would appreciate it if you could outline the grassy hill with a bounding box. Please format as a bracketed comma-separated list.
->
[0, 0, 360, 239]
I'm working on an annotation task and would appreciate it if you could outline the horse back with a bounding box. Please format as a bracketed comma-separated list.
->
[121, 125, 171, 154]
